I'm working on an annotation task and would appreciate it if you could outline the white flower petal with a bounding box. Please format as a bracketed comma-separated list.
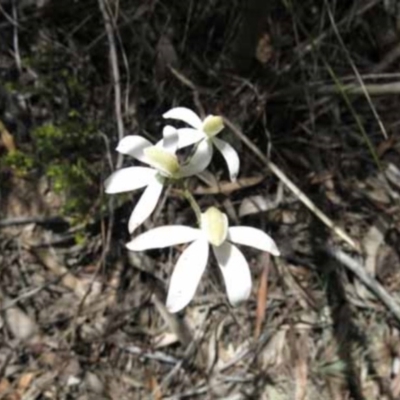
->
[163, 107, 203, 130]
[155, 125, 179, 154]
[179, 140, 213, 177]
[212, 137, 240, 182]
[166, 238, 209, 313]
[104, 167, 157, 194]
[176, 128, 205, 148]
[228, 227, 280, 256]
[126, 226, 202, 251]
[116, 135, 153, 162]
[128, 178, 164, 233]
[213, 241, 252, 306]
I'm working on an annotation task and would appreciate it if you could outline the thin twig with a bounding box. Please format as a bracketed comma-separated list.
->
[291, 0, 380, 59]
[268, 79, 400, 99]
[314, 82, 400, 96]
[97, 0, 124, 169]
[0, 216, 64, 227]
[0, 275, 67, 311]
[122, 344, 180, 365]
[11, 0, 21, 72]
[0, 3, 18, 27]
[97, 0, 125, 264]
[224, 117, 360, 252]
[324, 245, 400, 324]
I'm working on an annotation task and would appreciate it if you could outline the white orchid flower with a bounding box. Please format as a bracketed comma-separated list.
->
[104, 126, 208, 233]
[126, 207, 280, 313]
[163, 107, 240, 182]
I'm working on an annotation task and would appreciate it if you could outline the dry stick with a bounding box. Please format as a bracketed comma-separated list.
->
[224, 117, 360, 252]
[11, 0, 21, 72]
[0, 216, 63, 227]
[98, 0, 125, 259]
[314, 82, 400, 96]
[93, 1, 126, 335]
[98, 0, 124, 169]
[0, 3, 18, 27]
[325, 245, 400, 323]
[123, 345, 180, 365]
[270, 80, 400, 99]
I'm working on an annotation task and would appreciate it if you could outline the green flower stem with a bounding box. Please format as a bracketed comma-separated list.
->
[182, 185, 202, 226]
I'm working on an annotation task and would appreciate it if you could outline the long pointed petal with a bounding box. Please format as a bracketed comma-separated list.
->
[163, 107, 203, 129]
[104, 167, 157, 194]
[179, 140, 213, 178]
[155, 125, 179, 154]
[116, 136, 153, 162]
[213, 137, 240, 182]
[128, 178, 164, 233]
[213, 241, 252, 306]
[228, 227, 280, 256]
[176, 128, 205, 148]
[166, 238, 209, 313]
[126, 226, 202, 251]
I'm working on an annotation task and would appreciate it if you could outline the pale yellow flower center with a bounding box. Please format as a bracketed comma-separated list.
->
[143, 146, 180, 177]
[202, 115, 224, 138]
[201, 206, 228, 247]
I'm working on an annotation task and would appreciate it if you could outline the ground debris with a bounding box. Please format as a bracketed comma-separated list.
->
[2, 0, 400, 398]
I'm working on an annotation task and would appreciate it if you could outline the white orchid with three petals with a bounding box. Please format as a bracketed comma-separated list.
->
[163, 107, 240, 182]
[126, 206, 280, 313]
[104, 127, 209, 233]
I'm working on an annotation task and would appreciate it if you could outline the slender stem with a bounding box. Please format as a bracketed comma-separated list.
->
[178, 141, 204, 225]
[182, 185, 202, 226]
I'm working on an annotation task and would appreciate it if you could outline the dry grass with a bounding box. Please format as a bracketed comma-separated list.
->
[1, 0, 400, 399]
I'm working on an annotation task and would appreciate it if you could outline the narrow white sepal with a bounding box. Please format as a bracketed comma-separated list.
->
[155, 125, 179, 154]
[228, 226, 280, 256]
[213, 241, 252, 306]
[212, 137, 240, 182]
[179, 140, 213, 178]
[126, 226, 202, 251]
[163, 107, 203, 130]
[104, 167, 157, 194]
[128, 178, 164, 233]
[166, 238, 209, 313]
[175, 128, 205, 148]
[116, 135, 153, 162]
